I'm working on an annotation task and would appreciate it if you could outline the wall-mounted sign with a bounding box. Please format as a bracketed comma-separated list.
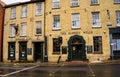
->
[62, 46, 67, 54]
[87, 45, 92, 54]
[27, 48, 32, 55]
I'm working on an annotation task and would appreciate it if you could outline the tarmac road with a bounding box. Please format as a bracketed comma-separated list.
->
[0, 62, 120, 77]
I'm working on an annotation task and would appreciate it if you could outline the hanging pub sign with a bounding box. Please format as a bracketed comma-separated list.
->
[87, 45, 92, 54]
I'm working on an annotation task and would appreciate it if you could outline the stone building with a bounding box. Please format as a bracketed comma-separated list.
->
[3, 0, 45, 62]
[3, 0, 120, 62]
[0, 1, 5, 62]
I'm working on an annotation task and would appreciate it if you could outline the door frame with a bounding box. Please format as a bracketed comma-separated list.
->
[33, 42, 44, 62]
[19, 42, 27, 61]
[68, 35, 87, 61]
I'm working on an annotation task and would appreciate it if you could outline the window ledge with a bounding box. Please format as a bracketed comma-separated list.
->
[52, 52, 60, 55]
[52, 28, 61, 31]
[35, 34, 42, 36]
[9, 36, 15, 38]
[93, 52, 103, 54]
[70, 5, 79, 8]
[90, 4, 99, 6]
[20, 36, 27, 37]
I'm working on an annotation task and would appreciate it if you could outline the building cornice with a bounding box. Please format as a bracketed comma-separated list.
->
[5, 0, 45, 8]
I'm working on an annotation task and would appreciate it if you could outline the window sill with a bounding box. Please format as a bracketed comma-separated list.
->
[92, 27, 102, 29]
[52, 52, 60, 55]
[70, 5, 79, 8]
[72, 27, 80, 30]
[93, 52, 103, 54]
[36, 14, 42, 16]
[52, 28, 61, 31]
[10, 18, 16, 20]
[114, 2, 120, 4]
[90, 4, 99, 6]
[21, 17, 27, 18]
[35, 34, 42, 36]
[52, 7, 60, 10]
[9, 36, 15, 38]
[20, 36, 27, 37]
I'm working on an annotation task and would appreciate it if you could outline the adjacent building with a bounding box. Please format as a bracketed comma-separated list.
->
[0, 1, 5, 62]
[3, 0, 120, 62]
[3, 0, 45, 62]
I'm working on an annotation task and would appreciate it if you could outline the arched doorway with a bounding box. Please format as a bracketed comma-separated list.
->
[68, 35, 87, 61]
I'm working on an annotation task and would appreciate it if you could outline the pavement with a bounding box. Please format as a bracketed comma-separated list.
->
[0, 59, 120, 67]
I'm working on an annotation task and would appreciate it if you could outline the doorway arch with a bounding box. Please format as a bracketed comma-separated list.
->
[68, 35, 87, 61]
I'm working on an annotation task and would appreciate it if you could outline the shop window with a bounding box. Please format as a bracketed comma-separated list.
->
[8, 42, 15, 60]
[53, 38, 60, 54]
[93, 36, 102, 54]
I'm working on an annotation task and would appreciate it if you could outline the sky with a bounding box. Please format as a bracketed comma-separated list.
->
[1, 0, 30, 4]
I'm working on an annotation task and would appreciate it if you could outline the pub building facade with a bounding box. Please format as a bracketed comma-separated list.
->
[3, 0, 120, 62]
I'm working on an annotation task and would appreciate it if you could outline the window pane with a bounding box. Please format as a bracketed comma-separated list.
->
[91, 0, 99, 5]
[53, 15, 60, 29]
[36, 21, 42, 34]
[114, 0, 120, 3]
[52, 0, 60, 8]
[72, 13, 80, 28]
[71, 0, 79, 6]
[21, 23, 26, 36]
[93, 36, 102, 53]
[11, 7, 16, 19]
[116, 11, 120, 26]
[21, 5, 27, 17]
[92, 12, 101, 27]
[10, 24, 15, 37]
[53, 38, 60, 53]
[36, 3, 42, 15]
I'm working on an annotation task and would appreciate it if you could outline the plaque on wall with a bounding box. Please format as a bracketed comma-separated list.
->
[87, 46, 92, 54]
[62, 46, 67, 54]
[27, 48, 32, 55]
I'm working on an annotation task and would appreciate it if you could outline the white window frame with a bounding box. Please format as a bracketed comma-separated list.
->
[52, 0, 60, 9]
[36, 3, 42, 16]
[116, 11, 120, 26]
[10, 24, 15, 37]
[21, 5, 27, 18]
[91, 0, 99, 5]
[36, 21, 42, 35]
[114, 0, 120, 3]
[72, 13, 80, 28]
[21, 22, 27, 36]
[53, 15, 60, 30]
[92, 12, 101, 27]
[11, 7, 16, 19]
[70, 0, 79, 7]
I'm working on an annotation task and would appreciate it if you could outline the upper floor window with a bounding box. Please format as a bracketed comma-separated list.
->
[36, 21, 42, 35]
[72, 13, 80, 28]
[53, 15, 60, 30]
[21, 5, 27, 18]
[92, 12, 101, 27]
[10, 24, 15, 37]
[116, 11, 120, 26]
[36, 3, 42, 15]
[70, 0, 79, 7]
[21, 22, 27, 36]
[114, 0, 120, 3]
[91, 0, 99, 5]
[11, 7, 16, 19]
[52, 0, 60, 9]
